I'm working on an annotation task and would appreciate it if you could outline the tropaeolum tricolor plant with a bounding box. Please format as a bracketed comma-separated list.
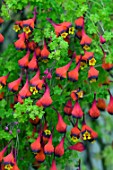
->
[0, 1, 113, 170]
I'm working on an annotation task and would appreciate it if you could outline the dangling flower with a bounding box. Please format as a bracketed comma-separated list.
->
[68, 62, 81, 82]
[41, 40, 50, 62]
[64, 100, 72, 116]
[30, 70, 44, 91]
[96, 98, 106, 111]
[76, 30, 82, 39]
[44, 135, 54, 155]
[75, 17, 84, 29]
[55, 136, 65, 157]
[36, 84, 52, 107]
[0, 92, 4, 100]
[13, 161, 20, 170]
[31, 135, 41, 154]
[14, 32, 26, 50]
[56, 112, 67, 133]
[19, 79, 32, 99]
[0, 73, 9, 89]
[71, 119, 81, 142]
[35, 148, 46, 163]
[0, 33, 4, 43]
[29, 116, 40, 125]
[88, 93, 100, 119]
[8, 76, 22, 92]
[17, 94, 24, 104]
[28, 41, 37, 51]
[106, 89, 113, 115]
[72, 100, 84, 118]
[100, 35, 106, 44]
[28, 51, 38, 71]
[0, 17, 4, 25]
[35, 47, 41, 58]
[88, 66, 99, 83]
[68, 142, 85, 152]
[82, 51, 96, 66]
[56, 60, 72, 79]
[0, 146, 7, 162]
[3, 151, 15, 168]
[80, 32, 92, 50]
[50, 159, 57, 170]
[70, 88, 84, 101]
[18, 50, 30, 68]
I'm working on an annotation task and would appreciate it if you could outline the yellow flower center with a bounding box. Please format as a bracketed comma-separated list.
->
[56, 77, 60, 80]
[0, 84, 3, 90]
[42, 59, 48, 63]
[69, 27, 75, 34]
[80, 62, 87, 70]
[4, 164, 13, 170]
[82, 130, 91, 140]
[44, 129, 51, 135]
[89, 58, 96, 66]
[90, 79, 97, 83]
[83, 45, 90, 51]
[71, 136, 78, 142]
[30, 86, 38, 95]
[23, 26, 31, 34]
[77, 90, 83, 98]
[13, 25, 20, 32]
[61, 32, 68, 38]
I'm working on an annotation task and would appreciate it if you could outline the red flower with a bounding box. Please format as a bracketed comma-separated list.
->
[0, 92, 4, 100]
[29, 116, 40, 125]
[75, 17, 84, 29]
[0, 33, 4, 43]
[55, 136, 65, 157]
[28, 41, 37, 51]
[64, 100, 72, 116]
[35, 148, 46, 163]
[14, 32, 26, 50]
[102, 62, 113, 72]
[70, 88, 84, 101]
[68, 62, 80, 82]
[17, 94, 24, 104]
[88, 93, 100, 119]
[97, 98, 106, 111]
[0, 73, 9, 88]
[3, 151, 15, 165]
[50, 159, 57, 170]
[76, 30, 82, 39]
[80, 32, 92, 50]
[106, 90, 113, 115]
[0, 146, 7, 162]
[72, 100, 84, 118]
[18, 50, 30, 68]
[36, 84, 52, 107]
[19, 79, 32, 99]
[8, 76, 22, 92]
[44, 135, 54, 155]
[56, 60, 72, 79]
[56, 113, 67, 133]
[68, 142, 85, 152]
[71, 119, 81, 140]
[30, 70, 44, 90]
[13, 161, 20, 170]
[31, 135, 41, 154]
[100, 35, 106, 44]
[0, 18, 4, 25]
[35, 47, 41, 58]
[88, 66, 99, 83]
[82, 51, 94, 62]
[41, 40, 50, 62]
[28, 52, 38, 71]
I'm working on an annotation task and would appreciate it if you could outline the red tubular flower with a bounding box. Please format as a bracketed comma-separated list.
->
[70, 88, 83, 101]
[44, 135, 54, 155]
[56, 113, 67, 133]
[28, 41, 37, 51]
[14, 32, 26, 50]
[72, 100, 84, 118]
[82, 51, 94, 62]
[13, 161, 20, 170]
[28, 52, 38, 71]
[17, 94, 24, 104]
[68, 142, 85, 152]
[29, 116, 40, 125]
[81, 117, 98, 142]
[64, 100, 72, 116]
[41, 40, 50, 62]
[0, 18, 4, 25]
[80, 32, 92, 50]
[50, 159, 57, 170]
[0, 33, 4, 43]
[31, 135, 41, 154]
[88, 93, 100, 119]
[36, 84, 52, 107]
[30, 70, 44, 91]
[96, 98, 106, 111]
[0, 73, 9, 88]
[35, 148, 46, 163]
[76, 30, 82, 39]
[56, 60, 72, 79]
[0, 146, 7, 162]
[8, 76, 22, 92]
[71, 119, 81, 141]
[68, 62, 80, 82]
[19, 79, 32, 99]
[55, 136, 65, 157]
[75, 17, 84, 29]
[35, 47, 41, 58]
[3, 151, 15, 166]
[18, 50, 30, 68]
[0, 92, 4, 100]
[106, 90, 113, 115]
[88, 66, 99, 83]
[100, 35, 106, 44]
